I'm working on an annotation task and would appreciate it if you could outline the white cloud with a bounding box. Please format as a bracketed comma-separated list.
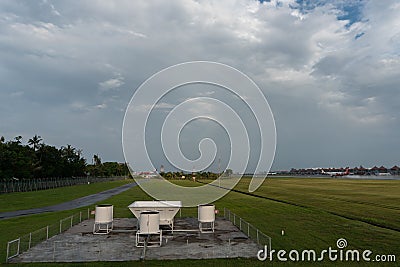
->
[98, 75, 125, 91]
[1, 0, 399, 168]
[95, 103, 107, 109]
[195, 91, 215, 96]
[10, 91, 24, 97]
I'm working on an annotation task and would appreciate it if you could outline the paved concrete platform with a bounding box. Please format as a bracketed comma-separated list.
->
[11, 217, 261, 262]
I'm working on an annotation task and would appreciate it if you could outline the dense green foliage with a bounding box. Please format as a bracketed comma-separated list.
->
[85, 154, 129, 177]
[86, 162, 129, 177]
[0, 135, 86, 179]
[0, 136, 130, 180]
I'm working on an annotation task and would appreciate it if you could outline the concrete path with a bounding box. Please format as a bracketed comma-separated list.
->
[0, 182, 139, 220]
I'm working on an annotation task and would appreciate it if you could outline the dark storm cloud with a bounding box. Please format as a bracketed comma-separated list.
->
[1, 0, 399, 170]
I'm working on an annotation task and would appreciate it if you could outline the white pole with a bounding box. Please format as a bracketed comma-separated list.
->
[257, 229, 259, 244]
[17, 238, 20, 255]
[269, 238, 272, 258]
[6, 241, 10, 262]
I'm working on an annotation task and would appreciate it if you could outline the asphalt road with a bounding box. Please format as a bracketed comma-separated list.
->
[0, 181, 139, 220]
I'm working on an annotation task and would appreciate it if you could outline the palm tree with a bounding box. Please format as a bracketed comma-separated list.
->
[61, 144, 76, 161]
[28, 135, 43, 151]
[93, 154, 102, 166]
[14, 135, 22, 144]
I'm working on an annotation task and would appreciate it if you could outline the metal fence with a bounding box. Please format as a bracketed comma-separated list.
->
[6, 209, 90, 262]
[0, 176, 127, 194]
[6, 208, 272, 262]
[223, 208, 272, 256]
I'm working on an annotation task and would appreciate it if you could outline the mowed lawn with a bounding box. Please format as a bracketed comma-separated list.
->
[214, 177, 400, 254]
[0, 179, 132, 213]
[236, 177, 400, 231]
[0, 177, 399, 266]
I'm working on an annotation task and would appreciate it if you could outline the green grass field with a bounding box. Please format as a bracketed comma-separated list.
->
[0, 177, 398, 266]
[0, 179, 132, 213]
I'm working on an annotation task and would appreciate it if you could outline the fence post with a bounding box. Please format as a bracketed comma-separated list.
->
[17, 238, 20, 255]
[223, 207, 226, 219]
[6, 209, 97, 263]
[6, 241, 10, 262]
[87, 208, 90, 220]
[269, 237, 272, 258]
[239, 218, 242, 230]
[257, 229, 259, 244]
[233, 213, 236, 226]
[80, 211, 82, 222]
[247, 223, 250, 237]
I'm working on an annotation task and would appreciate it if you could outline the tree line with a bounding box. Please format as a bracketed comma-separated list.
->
[0, 135, 129, 180]
[0, 135, 86, 179]
[86, 154, 129, 177]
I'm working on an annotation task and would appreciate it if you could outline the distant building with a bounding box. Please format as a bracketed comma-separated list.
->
[138, 171, 158, 178]
[289, 165, 399, 176]
[390, 166, 400, 175]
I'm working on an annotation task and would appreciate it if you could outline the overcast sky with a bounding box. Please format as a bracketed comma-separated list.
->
[1, 0, 399, 171]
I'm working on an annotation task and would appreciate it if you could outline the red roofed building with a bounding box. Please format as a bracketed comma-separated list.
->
[390, 166, 400, 175]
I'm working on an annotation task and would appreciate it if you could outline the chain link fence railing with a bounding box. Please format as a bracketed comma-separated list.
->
[6, 207, 272, 262]
[223, 208, 271, 256]
[0, 176, 128, 194]
[6, 209, 90, 262]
